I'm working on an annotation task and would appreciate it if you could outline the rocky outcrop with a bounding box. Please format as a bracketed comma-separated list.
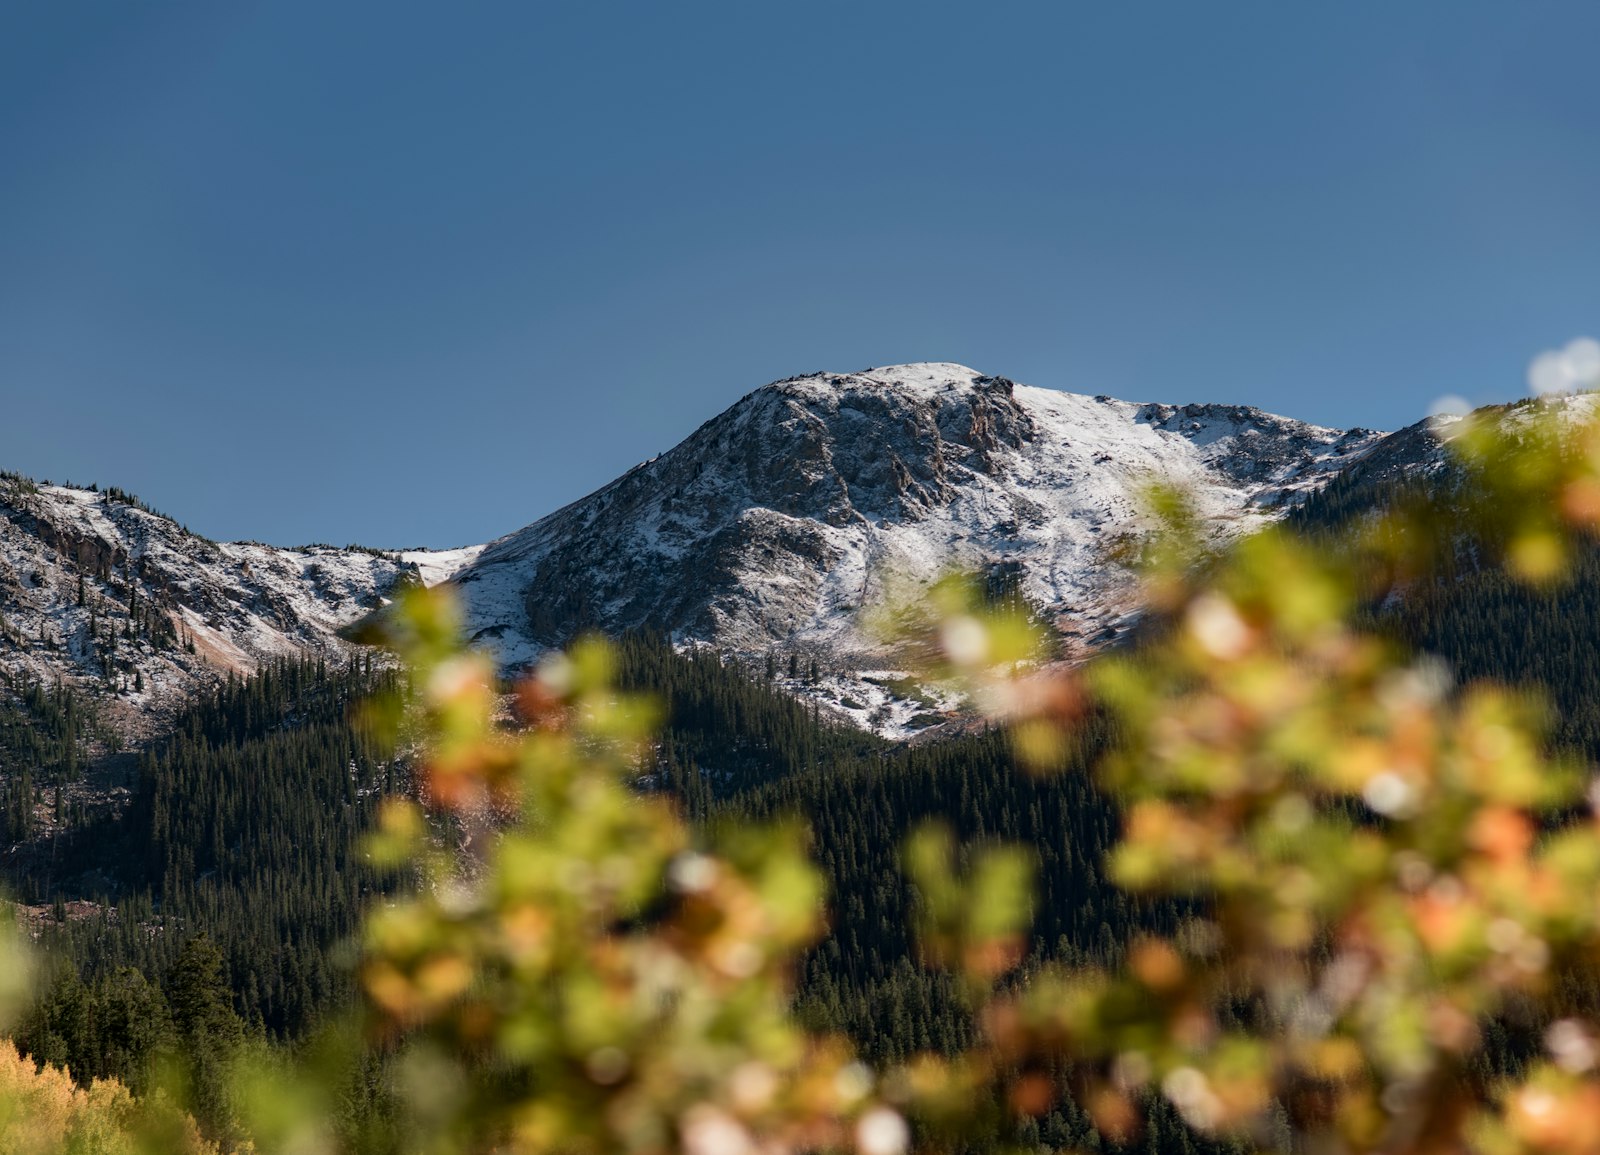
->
[3, 361, 1441, 741]
[452, 363, 1391, 677]
[0, 476, 475, 728]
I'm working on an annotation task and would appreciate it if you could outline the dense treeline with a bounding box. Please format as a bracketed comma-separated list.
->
[613, 631, 885, 810]
[1, 637, 888, 1092]
[18, 934, 244, 1119]
[1379, 546, 1600, 757]
[720, 720, 1171, 1063]
[0, 676, 89, 843]
[5, 655, 400, 1118]
[1291, 450, 1600, 761]
[88, 657, 397, 1036]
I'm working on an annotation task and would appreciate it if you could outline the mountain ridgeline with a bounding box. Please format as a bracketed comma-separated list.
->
[452, 364, 1387, 684]
[4, 364, 1408, 740]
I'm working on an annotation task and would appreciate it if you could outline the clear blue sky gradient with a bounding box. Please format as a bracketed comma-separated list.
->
[3, 2, 1598, 547]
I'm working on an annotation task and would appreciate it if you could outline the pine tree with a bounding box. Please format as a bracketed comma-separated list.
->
[166, 934, 245, 1139]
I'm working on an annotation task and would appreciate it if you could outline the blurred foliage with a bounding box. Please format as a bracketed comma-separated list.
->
[285, 588, 908, 1154]
[912, 390, 1600, 1154]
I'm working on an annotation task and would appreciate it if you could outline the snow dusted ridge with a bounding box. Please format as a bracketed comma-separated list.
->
[452, 363, 1386, 730]
[1, 362, 1396, 741]
[0, 476, 477, 735]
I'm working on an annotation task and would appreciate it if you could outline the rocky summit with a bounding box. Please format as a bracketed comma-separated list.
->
[452, 364, 1385, 683]
[4, 363, 1418, 737]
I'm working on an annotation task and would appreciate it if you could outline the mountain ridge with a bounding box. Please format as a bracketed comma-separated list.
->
[0, 472, 477, 736]
[3, 362, 1419, 738]
[449, 363, 1389, 731]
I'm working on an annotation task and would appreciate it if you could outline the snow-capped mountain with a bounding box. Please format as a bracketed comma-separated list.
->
[0, 474, 477, 735]
[1, 362, 1405, 739]
[453, 363, 1386, 716]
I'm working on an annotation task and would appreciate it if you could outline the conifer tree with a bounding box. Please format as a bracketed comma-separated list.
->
[166, 934, 245, 1140]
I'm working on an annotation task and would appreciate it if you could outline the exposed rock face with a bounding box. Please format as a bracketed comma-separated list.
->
[2, 360, 1423, 740]
[453, 363, 1388, 674]
[0, 476, 477, 732]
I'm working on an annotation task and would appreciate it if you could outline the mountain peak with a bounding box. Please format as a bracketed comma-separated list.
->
[1, 363, 1411, 740]
[764, 363, 1016, 405]
[777, 362, 984, 388]
[453, 365, 1390, 734]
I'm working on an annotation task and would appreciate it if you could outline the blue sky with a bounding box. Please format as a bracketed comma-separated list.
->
[3, 2, 1598, 547]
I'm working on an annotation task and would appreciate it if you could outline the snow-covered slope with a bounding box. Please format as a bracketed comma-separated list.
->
[453, 364, 1386, 699]
[0, 475, 477, 734]
[2, 362, 1405, 740]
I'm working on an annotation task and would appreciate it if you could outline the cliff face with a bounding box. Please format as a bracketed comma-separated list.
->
[452, 363, 1385, 682]
[0, 475, 475, 734]
[0, 361, 1408, 741]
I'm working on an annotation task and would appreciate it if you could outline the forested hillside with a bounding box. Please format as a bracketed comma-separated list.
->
[0, 636, 890, 1097]
[4, 659, 394, 1120]
[730, 721, 1157, 1057]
